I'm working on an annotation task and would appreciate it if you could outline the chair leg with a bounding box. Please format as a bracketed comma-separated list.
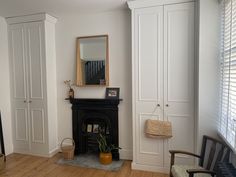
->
[170, 153, 175, 177]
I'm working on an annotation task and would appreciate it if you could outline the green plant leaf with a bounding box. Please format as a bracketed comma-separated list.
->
[97, 133, 122, 153]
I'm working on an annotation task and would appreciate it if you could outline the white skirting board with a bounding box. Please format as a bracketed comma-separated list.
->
[49, 147, 60, 157]
[120, 149, 133, 160]
[13, 147, 59, 158]
[131, 162, 169, 174]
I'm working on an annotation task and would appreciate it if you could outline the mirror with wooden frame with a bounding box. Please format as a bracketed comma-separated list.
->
[76, 35, 109, 86]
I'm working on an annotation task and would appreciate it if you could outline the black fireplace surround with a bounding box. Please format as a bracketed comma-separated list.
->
[70, 98, 121, 160]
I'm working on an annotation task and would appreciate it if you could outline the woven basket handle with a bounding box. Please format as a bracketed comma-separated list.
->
[60, 138, 75, 149]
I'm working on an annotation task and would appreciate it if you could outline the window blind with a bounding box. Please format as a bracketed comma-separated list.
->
[219, 0, 236, 150]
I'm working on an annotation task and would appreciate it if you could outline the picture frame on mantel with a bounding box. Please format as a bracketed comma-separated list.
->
[105, 88, 120, 99]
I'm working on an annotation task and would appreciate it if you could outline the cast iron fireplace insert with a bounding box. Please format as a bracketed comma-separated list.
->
[70, 98, 122, 160]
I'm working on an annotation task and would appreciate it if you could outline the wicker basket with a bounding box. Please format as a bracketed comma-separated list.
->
[145, 119, 172, 138]
[61, 138, 75, 160]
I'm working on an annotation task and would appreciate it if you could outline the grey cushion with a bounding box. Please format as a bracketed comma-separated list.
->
[172, 165, 212, 177]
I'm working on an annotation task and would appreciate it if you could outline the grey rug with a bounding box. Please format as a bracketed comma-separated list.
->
[57, 154, 124, 171]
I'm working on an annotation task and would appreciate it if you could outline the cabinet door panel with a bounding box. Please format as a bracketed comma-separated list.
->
[13, 107, 30, 151]
[139, 115, 160, 154]
[137, 114, 164, 165]
[163, 2, 195, 166]
[15, 108, 28, 141]
[138, 14, 159, 101]
[25, 22, 45, 100]
[166, 7, 192, 102]
[24, 22, 48, 154]
[136, 9, 164, 102]
[9, 25, 27, 99]
[134, 6, 164, 167]
[31, 109, 45, 143]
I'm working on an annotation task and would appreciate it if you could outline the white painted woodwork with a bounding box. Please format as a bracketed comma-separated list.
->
[129, 0, 195, 173]
[8, 13, 58, 157]
[163, 2, 195, 167]
[44, 20, 58, 153]
[10, 24, 26, 100]
[26, 22, 44, 100]
[134, 6, 164, 167]
[9, 23, 30, 152]
[15, 108, 28, 140]
[6, 13, 57, 25]
[128, 0, 195, 9]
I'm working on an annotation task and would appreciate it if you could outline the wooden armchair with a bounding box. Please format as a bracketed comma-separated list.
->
[169, 135, 231, 177]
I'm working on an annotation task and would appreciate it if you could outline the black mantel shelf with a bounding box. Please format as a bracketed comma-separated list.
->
[69, 98, 123, 105]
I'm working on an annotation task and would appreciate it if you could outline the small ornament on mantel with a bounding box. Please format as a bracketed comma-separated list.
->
[64, 80, 75, 99]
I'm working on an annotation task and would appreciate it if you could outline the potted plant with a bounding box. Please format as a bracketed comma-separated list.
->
[97, 133, 120, 165]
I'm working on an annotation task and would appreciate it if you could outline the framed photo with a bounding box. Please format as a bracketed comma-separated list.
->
[105, 88, 120, 99]
[87, 124, 92, 132]
[93, 124, 99, 133]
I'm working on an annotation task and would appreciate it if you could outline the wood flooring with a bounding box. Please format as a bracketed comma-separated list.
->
[0, 153, 169, 177]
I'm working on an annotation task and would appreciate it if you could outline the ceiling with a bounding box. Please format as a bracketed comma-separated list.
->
[0, 0, 129, 18]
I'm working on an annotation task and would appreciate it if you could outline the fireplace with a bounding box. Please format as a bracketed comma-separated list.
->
[70, 98, 121, 160]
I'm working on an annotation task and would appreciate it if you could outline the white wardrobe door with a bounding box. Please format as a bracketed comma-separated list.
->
[9, 24, 29, 151]
[24, 22, 48, 154]
[134, 6, 164, 166]
[163, 2, 195, 166]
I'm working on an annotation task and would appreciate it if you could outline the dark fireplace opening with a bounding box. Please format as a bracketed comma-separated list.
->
[71, 98, 121, 160]
[82, 116, 111, 153]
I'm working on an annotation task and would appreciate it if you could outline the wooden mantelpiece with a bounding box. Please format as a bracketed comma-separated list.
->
[70, 98, 122, 160]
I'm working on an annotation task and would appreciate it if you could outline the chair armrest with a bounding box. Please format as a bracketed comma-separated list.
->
[169, 150, 201, 158]
[186, 169, 216, 177]
[169, 150, 201, 177]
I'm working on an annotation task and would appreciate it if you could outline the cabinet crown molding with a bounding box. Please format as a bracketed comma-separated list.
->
[127, 0, 195, 9]
[6, 13, 57, 25]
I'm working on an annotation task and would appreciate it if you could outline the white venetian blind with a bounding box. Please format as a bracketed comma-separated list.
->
[219, 0, 236, 150]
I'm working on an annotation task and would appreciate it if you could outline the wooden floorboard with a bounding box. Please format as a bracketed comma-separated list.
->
[0, 153, 169, 177]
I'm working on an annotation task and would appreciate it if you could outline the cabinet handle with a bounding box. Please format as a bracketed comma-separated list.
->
[157, 104, 160, 107]
[29, 100, 32, 103]
[165, 104, 169, 107]
[24, 100, 27, 103]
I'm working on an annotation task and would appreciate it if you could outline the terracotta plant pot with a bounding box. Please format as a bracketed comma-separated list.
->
[99, 152, 112, 165]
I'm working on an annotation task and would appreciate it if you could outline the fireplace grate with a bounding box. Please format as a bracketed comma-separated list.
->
[87, 135, 99, 152]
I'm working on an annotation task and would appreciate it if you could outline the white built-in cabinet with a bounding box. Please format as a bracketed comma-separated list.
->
[7, 13, 58, 157]
[128, 0, 196, 173]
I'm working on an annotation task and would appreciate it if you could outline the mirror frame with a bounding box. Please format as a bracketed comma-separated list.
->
[76, 35, 109, 86]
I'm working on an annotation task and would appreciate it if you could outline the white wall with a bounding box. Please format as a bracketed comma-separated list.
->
[197, 0, 221, 152]
[198, 0, 236, 167]
[81, 40, 106, 60]
[55, 10, 132, 159]
[0, 16, 13, 155]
